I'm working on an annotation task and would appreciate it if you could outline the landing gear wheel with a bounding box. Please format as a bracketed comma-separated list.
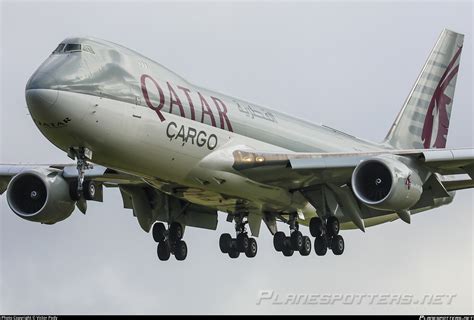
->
[327, 216, 340, 237]
[169, 222, 183, 241]
[219, 233, 232, 254]
[69, 181, 81, 201]
[309, 217, 323, 237]
[228, 247, 240, 259]
[290, 230, 303, 251]
[273, 231, 286, 252]
[245, 238, 258, 258]
[174, 240, 188, 261]
[331, 235, 345, 255]
[152, 222, 166, 243]
[299, 236, 312, 256]
[70, 147, 93, 202]
[282, 244, 294, 257]
[157, 241, 171, 261]
[83, 180, 96, 200]
[314, 236, 328, 256]
[236, 233, 249, 252]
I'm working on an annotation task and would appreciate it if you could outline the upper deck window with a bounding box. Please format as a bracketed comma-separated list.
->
[64, 43, 82, 52]
[82, 44, 95, 54]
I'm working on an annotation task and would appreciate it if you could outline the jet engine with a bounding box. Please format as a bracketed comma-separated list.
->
[6, 169, 75, 224]
[351, 155, 423, 211]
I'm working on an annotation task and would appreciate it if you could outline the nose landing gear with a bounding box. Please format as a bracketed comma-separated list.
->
[68, 147, 94, 201]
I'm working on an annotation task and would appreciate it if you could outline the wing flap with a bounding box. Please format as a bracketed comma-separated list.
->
[0, 163, 143, 184]
[442, 178, 474, 191]
[289, 155, 365, 170]
[420, 149, 474, 176]
[231, 148, 474, 190]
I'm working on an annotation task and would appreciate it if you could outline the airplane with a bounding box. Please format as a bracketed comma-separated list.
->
[1, 29, 473, 261]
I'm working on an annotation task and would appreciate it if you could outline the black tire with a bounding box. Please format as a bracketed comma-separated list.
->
[309, 217, 323, 237]
[169, 222, 184, 241]
[236, 233, 249, 252]
[157, 241, 171, 261]
[299, 236, 312, 256]
[245, 238, 258, 258]
[273, 231, 286, 252]
[175, 240, 188, 261]
[152, 222, 166, 243]
[282, 245, 294, 257]
[69, 181, 81, 201]
[290, 231, 303, 251]
[327, 216, 340, 237]
[228, 248, 240, 259]
[219, 233, 232, 253]
[314, 236, 328, 256]
[331, 235, 344, 255]
[83, 180, 97, 200]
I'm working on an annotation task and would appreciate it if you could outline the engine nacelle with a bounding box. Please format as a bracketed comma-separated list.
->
[6, 169, 75, 224]
[351, 155, 423, 211]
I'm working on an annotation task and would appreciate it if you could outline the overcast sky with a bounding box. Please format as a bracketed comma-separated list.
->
[1, 0, 472, 315]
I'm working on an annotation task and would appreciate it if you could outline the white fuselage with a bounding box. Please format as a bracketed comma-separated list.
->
[25, 37, 432, 229]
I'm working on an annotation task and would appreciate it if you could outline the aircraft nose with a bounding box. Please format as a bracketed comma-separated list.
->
[26, 71, 58, 92]
[25, 87, 58, 107]
[25, 88, 59, 117]
[25, 71, 59, 110]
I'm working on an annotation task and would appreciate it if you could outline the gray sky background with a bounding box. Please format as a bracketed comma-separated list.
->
[1, 0, 473, 315]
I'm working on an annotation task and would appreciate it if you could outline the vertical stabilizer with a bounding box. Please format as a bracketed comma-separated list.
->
[384, 29, 464, 149]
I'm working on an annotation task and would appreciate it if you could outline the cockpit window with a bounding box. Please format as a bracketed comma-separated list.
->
[64, 43, 82, 52]
[52, 43, 95, 55]
[52, 43, 65, 54]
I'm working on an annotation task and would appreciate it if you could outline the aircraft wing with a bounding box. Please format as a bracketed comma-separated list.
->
[0, 163, 143, 195]
[0, 163, 220, 233]
[2, 148, 472, 234]
[0, 163, 147, 226]
[230, 148, 474, 191]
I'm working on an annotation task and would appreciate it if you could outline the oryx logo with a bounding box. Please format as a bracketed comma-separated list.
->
[421, 46, 462, 149]
[405, 175, 412, 190]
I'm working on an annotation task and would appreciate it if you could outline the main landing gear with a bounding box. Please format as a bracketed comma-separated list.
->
[152, 221, 188, 261]
[219, 213, 258, 259]
[273, 213, 312, 257]
[309, 216, 344, 256]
